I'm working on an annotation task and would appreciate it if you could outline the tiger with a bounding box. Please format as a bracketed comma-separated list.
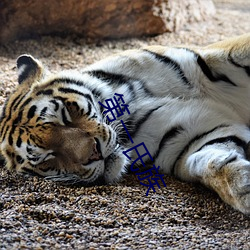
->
[1, 33, 250, 214]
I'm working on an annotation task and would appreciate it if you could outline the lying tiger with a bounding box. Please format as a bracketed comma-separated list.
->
[1, 34, 250, 214]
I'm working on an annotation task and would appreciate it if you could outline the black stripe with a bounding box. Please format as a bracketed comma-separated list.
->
[141, 84, 154, 97]
[54, 96, 68, 103]
[8, 115, 20, 145]
[61, 108, 71, 125]
[224, 155, 237, 165]
[90, 114, 97, 119]
[20, 97, 33, 110]
[106, 128, 112, 145]
[130, 105, 163, 138]
[0, 105, 11, 135]
[143, 50, 191, 86]
[36, 89, 54, 96]
[0, 115, 8, 138]
[16, 128, 24, 148]
[99, 101, 104, 114]
[50, 100, 59, 112]
[16, 136, 22, 148]
[40, 107, 48, 117]
[0, 155, 6, 166]
[91, 88, 102, 98]
[172, 124, 230, 174]
[16, 110, 23, 125]
[16, 155, 24, 164]
[66, 101, 81, 113]
[49, 77, 102, 101]
[58, 87, 94, 104]
[8, 133, 13, 145]
[9, 94, 22, 111]
[8, 115, 22, 145]
[0, 94, 26, 134]
[35, 107, 48, 122]
[85, 102, 92, 116]
[184, 48, 237, 87]
[72, 102, 80, 111]
[27, 155, 40, 162]
[244, 67, 250, 77]
[58, 87, 84, 95]
[228, 51, 250, 77]
[153, 126, 184, 161]
[19, 128, 24, 136]
[197, 55, 237, 86]
[27, 105, 37, 119]
[12, 94, 26, 111]
[88, 70, 153, 98]
[1, 125, 9, 142]
[127, 82, 137, 100]
[196, 135, 247, 153]
[13, 117, 19, 126]
[89, 70, 138, 99]
[49, 77, 103, 97]
[0, 101, 7, 123]
[49, 78, 87, 87]
[196, 55, 217, 81]
[22, 167, 43, 177]
[88, 70, 131, 85]
[26, 145, 33, 154]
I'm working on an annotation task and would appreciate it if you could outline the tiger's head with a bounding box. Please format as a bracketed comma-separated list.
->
[0, 55, 128, 185]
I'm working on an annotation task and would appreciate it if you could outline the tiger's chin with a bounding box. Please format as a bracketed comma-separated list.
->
[45, 145, 128, 187]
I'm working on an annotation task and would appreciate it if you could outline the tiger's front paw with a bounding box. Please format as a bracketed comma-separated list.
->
[206, 156, 250, 214]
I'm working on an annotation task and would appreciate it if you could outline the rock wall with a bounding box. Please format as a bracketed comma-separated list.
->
[0, 0, 215, 44]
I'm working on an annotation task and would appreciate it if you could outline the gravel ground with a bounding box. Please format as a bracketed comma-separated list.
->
[0, 1, 250, 249]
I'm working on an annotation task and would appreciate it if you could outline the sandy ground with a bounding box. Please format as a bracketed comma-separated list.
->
[0, 0, 250, 249]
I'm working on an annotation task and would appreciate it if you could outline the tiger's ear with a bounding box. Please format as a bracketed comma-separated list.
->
[17, 55, 44, 86]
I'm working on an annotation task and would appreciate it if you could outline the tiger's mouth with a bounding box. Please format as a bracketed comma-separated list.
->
[82, 138, 121, 166]
[82, 136, 121, 170]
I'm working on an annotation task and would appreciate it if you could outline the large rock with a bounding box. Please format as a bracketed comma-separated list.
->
[0, 0, 215, 44]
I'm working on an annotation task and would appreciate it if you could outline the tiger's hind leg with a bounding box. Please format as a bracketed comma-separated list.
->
[176, 143, 250, 214]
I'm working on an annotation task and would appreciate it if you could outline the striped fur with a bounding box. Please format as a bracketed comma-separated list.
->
[1, 33, 250, 214]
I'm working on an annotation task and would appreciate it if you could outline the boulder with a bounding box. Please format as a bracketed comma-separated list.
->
[0, 0, 215, 44]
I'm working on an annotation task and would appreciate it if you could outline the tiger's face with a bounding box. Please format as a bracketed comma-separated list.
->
[0, 55, 128, 185]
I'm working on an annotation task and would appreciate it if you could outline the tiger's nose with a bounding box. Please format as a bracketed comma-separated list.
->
[89, 138, 103, 161]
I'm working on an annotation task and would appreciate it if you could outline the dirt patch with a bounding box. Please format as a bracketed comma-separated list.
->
[0, 0, 250, 249]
